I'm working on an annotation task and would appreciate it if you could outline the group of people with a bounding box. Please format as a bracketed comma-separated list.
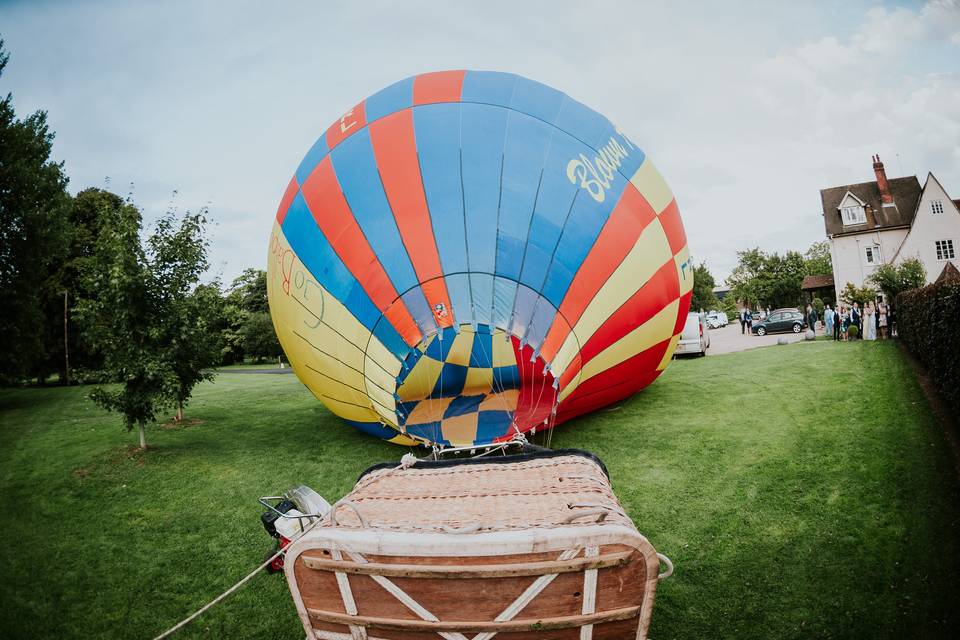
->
[736, 307, 770, 334]
[735, 302, 897, 341]
[820, 301, 894, 341]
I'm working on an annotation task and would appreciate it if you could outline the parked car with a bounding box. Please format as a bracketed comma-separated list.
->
[705, 310, 728, 328]
[751, 308, 807, 336]
[675, 312, 710, 356]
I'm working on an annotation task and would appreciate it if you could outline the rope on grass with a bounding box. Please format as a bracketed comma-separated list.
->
[150, 454, 419, 640]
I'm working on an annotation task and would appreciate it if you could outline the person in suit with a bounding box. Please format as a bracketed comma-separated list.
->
[824, 304, 835, 338]
[851, 302, 861, 339]
[738, 307, 747, 334]
[806, 304, 818, 334]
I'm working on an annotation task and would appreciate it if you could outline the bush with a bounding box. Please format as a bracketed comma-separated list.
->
[896, 278, 960, 415]
[847, 325, 859, 338]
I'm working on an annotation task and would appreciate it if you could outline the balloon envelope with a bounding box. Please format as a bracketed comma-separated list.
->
[267, 71, 691, 447]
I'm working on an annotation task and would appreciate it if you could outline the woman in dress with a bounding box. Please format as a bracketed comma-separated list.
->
[878, 303, 888, 339]
[864, 302, 877, 340]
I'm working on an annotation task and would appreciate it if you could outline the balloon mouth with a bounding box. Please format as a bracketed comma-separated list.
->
[393, 323, 559, 447]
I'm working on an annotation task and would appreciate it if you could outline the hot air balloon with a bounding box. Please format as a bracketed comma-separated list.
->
[267, 71, 691, 448]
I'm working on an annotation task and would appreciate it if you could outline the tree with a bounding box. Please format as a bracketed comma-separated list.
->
[220, 268, 269, 364]
[148, 211, 222, 421]
[690, 261, 719, 312]
[241, 312, 281, 362]
[78, 202, 220, 448]
[0, 40, 71, 383]
[228, 268, 268, 314]
[728, 248, 806, 309]
[803, 240, 834, 277]
[839, 282, 877, 307]
[868, 257, 926, 302]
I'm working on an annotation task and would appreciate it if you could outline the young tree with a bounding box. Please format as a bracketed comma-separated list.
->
[690, 261, 720, 312]
[148, 211, 222, 422]
[868, 257, 926, 301]
[78, 203, 220, 448]
[0, 40, 71, 383]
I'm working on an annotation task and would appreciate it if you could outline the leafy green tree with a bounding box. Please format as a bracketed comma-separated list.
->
[868, 257, 926, 301]
[0, 40, 71, 383]
[690, 261, 720, 312]
[803, 240, 834, 277]
[228, 268, 268, 314]
[728, 248, 806, 309]
[839, 282, 877, 307]
[148, 211, 222, 421]
[242, 312, 281, 362]
[78, 203, 219, 448]
[220, 268, 269, 364]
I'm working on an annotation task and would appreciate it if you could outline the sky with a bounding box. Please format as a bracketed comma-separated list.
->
[2, 0, 959, 286]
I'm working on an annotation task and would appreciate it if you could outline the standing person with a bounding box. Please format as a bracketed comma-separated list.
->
[824, 304, 835, 338]
[738, 306, 747, 334]
[864, 302, 876, 340]
[878, 303, 888, 339]
[806, 304, 818, 335]
[745, 307, 753, 334]
[851, 302, 861, 340]
[889, 304, 897, 337]
[833, 306, 842, 341]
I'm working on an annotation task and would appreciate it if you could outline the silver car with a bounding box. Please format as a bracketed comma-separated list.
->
[675, 312, 710, 357]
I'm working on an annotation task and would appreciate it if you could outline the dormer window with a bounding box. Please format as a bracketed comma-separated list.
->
[841, 205, 866, 225]
[837, 191, 868, 226]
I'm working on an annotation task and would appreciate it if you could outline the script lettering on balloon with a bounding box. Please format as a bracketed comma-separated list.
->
[566, 132, 633, 203]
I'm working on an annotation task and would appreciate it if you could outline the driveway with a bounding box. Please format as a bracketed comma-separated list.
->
[706, 322, 817, 355]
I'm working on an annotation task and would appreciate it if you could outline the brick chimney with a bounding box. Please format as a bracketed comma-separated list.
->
[873, 154, 893, 204]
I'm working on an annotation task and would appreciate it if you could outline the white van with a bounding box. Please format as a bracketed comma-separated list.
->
[675, 312, 710, 356]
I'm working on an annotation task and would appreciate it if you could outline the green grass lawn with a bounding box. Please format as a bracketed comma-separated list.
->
[1, 340, 958, 639]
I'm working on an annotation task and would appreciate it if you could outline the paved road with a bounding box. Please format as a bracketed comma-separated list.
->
[706, 322, 818, 355]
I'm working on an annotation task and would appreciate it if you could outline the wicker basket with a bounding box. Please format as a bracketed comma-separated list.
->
[283, 449, 668, 639]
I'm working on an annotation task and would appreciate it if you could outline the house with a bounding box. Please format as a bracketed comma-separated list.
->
[819, 156, 960, 302]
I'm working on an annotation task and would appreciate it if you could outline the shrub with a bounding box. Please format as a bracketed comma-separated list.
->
[896, 278, 960, 415]
[847, 325, 859, 338]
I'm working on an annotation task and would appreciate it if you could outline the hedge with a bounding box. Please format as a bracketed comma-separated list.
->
[896, 278, 960, 416]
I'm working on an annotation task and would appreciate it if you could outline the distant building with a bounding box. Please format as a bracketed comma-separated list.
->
[712, 286, 730, 301]
[819, 156, 960, 302]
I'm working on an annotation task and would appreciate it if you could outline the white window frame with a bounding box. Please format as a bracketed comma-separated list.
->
[935, 239, 955, 261]
[841, 205, 866, 225]
[931, 199, 944, 215]
[865, 245, 882, 264]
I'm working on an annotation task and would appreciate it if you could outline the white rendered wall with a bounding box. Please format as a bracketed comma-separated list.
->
[894, 174, 960, 283]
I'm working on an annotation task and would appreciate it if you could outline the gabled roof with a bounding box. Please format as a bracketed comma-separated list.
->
[820, 175, 922, 237]
[892, 172, 959, 263]
[936, 261, 960, 283]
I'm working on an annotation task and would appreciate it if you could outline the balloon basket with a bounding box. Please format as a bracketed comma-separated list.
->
[260, 448, 672, 639]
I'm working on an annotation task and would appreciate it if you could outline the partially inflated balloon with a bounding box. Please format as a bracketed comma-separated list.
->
[267, 71, 691, 447]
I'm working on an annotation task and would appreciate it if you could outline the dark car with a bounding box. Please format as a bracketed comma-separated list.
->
[751, 308, 807, 336]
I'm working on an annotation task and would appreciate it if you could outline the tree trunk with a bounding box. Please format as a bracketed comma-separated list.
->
[138, 423, 146, 450]
[176, 401, 184, 423]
